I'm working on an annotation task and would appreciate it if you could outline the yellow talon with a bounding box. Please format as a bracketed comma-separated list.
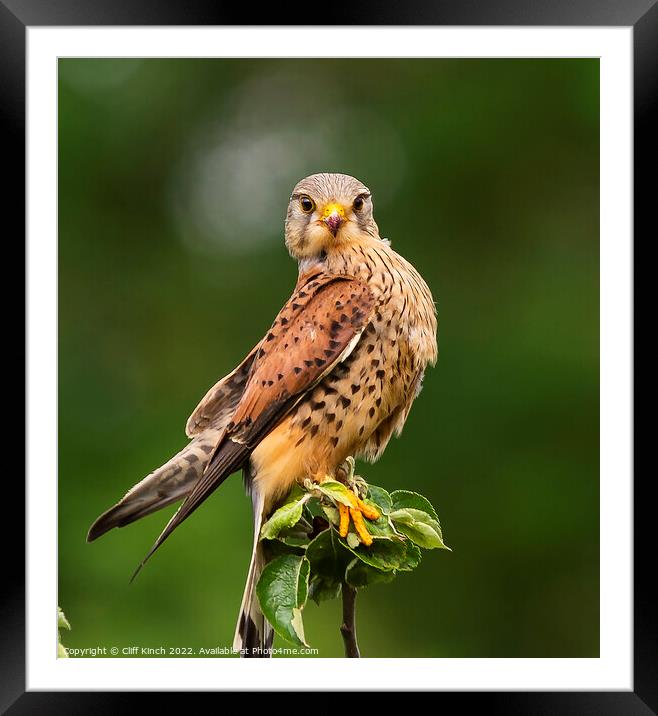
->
[350, 508, 373, 547]
[337, 489, 379, 546]
[338, 502, 350, 537]
[357, 497, 380, 521]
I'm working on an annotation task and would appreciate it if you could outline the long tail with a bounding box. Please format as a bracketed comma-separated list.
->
[87, 429, 220, 542]
[233, 488, 274, 658]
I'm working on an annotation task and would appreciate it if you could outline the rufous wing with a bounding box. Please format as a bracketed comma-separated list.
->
[131, 272, 375, 578]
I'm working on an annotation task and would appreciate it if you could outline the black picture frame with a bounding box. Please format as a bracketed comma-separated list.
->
[4, 1, 652, 711]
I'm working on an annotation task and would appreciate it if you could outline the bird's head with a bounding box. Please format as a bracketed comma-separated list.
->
[285, 173, 380, 260]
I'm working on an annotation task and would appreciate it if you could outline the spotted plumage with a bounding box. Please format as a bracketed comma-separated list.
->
[88, 173, 438, 658]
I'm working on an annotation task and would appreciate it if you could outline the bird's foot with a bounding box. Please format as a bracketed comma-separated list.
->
[337, 494, 379, 547]
[307, 459, 379, 546]
[333, 457, 379, 546]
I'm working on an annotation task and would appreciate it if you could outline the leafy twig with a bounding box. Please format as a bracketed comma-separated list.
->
[340, 582, 360, 658]
[255, 460, 450, 656]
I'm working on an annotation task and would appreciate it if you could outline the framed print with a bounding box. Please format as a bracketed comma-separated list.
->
[5, 0, 653, 710]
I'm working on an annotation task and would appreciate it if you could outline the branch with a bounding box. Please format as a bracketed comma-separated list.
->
[340, 582, 360, 657]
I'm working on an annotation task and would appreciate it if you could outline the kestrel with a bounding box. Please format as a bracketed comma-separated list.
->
[88, 173, 438, 657]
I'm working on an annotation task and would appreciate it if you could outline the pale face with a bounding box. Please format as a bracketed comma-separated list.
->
[284, 173, 379, 260]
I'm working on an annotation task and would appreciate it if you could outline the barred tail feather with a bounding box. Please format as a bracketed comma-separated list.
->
[87, 429, 220, 542]
[233, 490, 274, 658]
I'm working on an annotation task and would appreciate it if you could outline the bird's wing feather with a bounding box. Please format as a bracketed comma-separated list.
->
[185, 344, 260, 437]
[131, 272, 375, 578]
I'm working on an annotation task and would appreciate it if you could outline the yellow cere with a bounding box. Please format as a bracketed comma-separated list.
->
[322, 202, 346, 218]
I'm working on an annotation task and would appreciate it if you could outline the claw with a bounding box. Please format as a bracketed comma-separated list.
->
[337, 488, 379, 546]
[338, 502, 350, 537]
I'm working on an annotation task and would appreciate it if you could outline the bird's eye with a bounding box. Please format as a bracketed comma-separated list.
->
[300, 196, 315, 213]
[353, 196, 365, 211]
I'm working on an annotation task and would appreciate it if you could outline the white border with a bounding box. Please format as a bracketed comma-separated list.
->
[27, 27, 633, 690]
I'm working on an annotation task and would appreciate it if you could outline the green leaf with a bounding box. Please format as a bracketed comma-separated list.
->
[306, 528, 352, 576]
[256, 554, 310, 646]
[397, 541, 423, 571]
[305, 528, 352, 605]
[57, 606, 70, 658]
[58, 606, 71, 631]
[390, 508, 449, 550]
[366, 485, 393, 514]
[359, 501, 402, 541]
[390, 490, 440, 523]
[321, 504, 340, 527]
[277, 528, 312, 548]
[342, 536, 409, 571]
[345, 558, 396, 588]
[313, 479, 356, 507]
[308, 574, 341, 604]
[260, 495, 309, 540]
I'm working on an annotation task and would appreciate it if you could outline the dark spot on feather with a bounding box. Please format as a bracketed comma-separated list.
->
[295, 435, 306, 447]
[310, 425, 319, 437]
[340, 396, 351, 409]
[258, 348, 266, 358]
[329, 339, 341, 349]
[294, 366, 302, 374]
[330, 437, 339, 447]
[376, 370, 385, 380]
[366, 344, 375, 354]
[266, 333, 275, 342]
[292, 303, 301, 310]
[351, 384, 360, 395]
[326, 413, 336, 423]
[369, 407, 375, 418]
[371, 359, 380, 367]
[304, 360, 314, 367]
[336, 420, 343, 430]
[186, 453, 199, 464]
[324, 349, 335, 358]
[376, 397, 382, 407]
[312, 400, 326, 410]
[302, 417, 311, 428]
[280, 317, 288, 325]
[278, 373, 284, 381]
[314, 358, 326, 367]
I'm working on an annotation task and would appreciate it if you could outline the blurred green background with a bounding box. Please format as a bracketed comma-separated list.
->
[58, 59, 599, 658]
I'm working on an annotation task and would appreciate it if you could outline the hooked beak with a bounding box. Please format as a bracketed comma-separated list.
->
[322, 202, 346, 236]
